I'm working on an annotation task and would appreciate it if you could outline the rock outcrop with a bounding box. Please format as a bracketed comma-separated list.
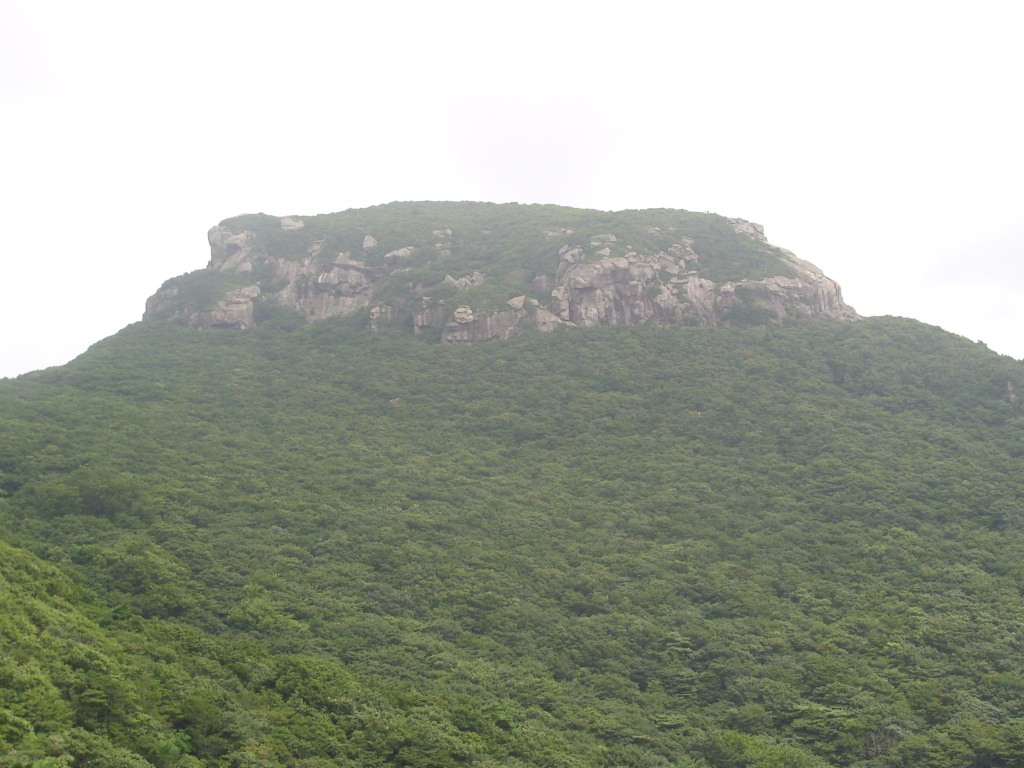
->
[145, 204, 858, 340]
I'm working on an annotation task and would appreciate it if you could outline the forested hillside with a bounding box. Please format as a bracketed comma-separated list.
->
[3, 316, 1024, 767]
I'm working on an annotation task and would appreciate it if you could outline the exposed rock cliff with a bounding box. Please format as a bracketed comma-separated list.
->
[145, 202, 857, 340]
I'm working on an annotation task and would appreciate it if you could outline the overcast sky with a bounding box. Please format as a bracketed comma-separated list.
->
[2, 1, 1021, 378]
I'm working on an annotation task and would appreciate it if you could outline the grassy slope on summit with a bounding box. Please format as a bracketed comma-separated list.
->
[218, 202, 792, 282]
[151, 201, 799, 324]
[3, 317, 1024, 767]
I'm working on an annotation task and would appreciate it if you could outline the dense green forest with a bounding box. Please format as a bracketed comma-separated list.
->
[4, 315, 1024, 767]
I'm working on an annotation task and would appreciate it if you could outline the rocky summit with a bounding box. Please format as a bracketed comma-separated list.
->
[145, 201, 858, 341]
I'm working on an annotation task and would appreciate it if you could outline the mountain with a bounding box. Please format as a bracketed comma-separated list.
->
[3, 204, 1024, 768]
[143, 202, 857, 340]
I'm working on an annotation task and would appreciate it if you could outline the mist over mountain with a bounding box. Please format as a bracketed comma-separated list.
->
[3, 204, 1024, 768]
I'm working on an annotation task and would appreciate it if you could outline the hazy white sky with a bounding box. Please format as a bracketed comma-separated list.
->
[2, 1, 1021, 378]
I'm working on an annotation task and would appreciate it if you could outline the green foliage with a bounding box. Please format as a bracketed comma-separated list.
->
[725, 289, 779, 326]
[149, 269, 253, 317]
[3, 316, 1024, 766]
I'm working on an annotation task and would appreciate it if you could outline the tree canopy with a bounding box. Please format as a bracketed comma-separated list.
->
[3, 316, 1024, 767]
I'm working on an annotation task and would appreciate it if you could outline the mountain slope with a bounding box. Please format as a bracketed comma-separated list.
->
[4, 313, 1024, 767]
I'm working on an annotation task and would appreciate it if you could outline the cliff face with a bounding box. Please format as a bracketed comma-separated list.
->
[144, 203, 857, 340]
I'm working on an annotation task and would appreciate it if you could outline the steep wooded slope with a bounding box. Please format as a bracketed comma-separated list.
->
[3, 318, 1024, 767]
